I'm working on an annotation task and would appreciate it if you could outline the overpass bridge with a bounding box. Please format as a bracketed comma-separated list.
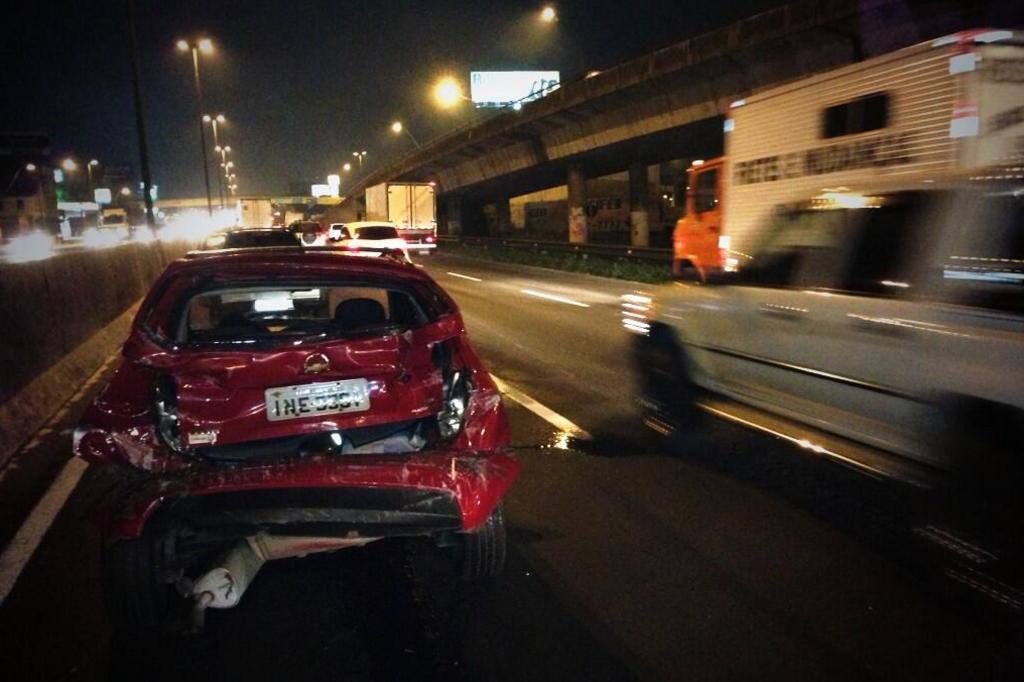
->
[348, 0, 1020, 246]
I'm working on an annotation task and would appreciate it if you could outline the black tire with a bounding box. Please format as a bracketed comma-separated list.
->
[634, 326, 702, 432]
[460, 503, 507, 581]
[102, 535, 170, 636]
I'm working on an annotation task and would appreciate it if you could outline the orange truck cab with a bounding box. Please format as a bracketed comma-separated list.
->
[672, 157, 727, 280]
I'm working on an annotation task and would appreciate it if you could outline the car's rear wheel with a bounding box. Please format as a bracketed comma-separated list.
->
[460, 503, 507, 581]
[633, 326, 703, 435]
[102, 533, 170, 636]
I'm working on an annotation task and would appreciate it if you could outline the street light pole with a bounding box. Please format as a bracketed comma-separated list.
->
[352, 150, 367, 169]
[178, 39, 214, 216]
[128, 0, 155, 227]
[192, 47, 213, 216]
[206, 114, 226, 208]
[217, 145, 232, 201]
[390, 122, 421, 149]
[86, 160, 98, 197]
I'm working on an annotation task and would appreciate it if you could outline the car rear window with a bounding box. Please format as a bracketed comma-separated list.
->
[177, 284, 428, 346]
[355, 226, 399, 240]
[223, 231, 298, 248]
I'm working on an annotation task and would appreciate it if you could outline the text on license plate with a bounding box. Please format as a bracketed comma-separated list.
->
[264, 379, 370, 422]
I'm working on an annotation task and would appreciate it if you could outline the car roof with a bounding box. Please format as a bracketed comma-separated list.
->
[176, 246, 425, 280]
[217, 226, 286, 233]
[340, 221, 400, 229]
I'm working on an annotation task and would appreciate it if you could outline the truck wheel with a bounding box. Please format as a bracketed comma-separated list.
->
[102, 535, 170, 635]
[460, 503, 507, 581]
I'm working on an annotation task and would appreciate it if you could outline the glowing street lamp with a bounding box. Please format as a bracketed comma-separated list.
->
[540, 6, 557, 23]
[176, 37, 216, 215]
[390, 121, 421, 149]
[432, 76, 466, 109]
[61, 158, 78, 172]
[25, 163, 37, 172]
[352, 150, 367, 169]
[120, 186, 132, 197]
[342, 162, 352, 172]
[85, 158, 100, 194]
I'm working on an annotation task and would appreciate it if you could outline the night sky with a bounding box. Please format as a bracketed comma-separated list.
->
[2, 0, 792, 197]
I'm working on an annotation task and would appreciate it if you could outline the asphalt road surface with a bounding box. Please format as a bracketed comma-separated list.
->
[1, 251, 1022, 681]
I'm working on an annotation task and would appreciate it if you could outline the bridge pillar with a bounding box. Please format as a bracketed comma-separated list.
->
[629, 163, 649, 247]
[445, 196, 462, 236]
[495, 198, 511, 236]
[567, 164, 588, 244]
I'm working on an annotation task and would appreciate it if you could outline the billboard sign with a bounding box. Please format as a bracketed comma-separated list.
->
[470, 71, 560, 109]
[94, 188, 112, 205]
[311, 184, 333, 198]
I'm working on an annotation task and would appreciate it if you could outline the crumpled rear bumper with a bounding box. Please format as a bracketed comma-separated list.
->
[104, 450, 519, 542]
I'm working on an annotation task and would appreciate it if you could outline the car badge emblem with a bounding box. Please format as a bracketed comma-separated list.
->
[303, 353, 331, 374]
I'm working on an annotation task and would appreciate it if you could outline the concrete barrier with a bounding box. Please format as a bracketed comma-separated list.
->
[0, 240, 190, 462]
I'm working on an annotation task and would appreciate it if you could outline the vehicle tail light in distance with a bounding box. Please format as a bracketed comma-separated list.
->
[426, 236, 435, 243]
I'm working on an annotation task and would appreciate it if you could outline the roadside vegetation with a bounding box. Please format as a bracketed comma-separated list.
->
[439, 242, 673, 284]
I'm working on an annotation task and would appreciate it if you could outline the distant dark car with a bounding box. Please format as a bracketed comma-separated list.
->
[202, 227, 299, 250]
[288, 220, 327, 246]
[74, 247, 517, 635]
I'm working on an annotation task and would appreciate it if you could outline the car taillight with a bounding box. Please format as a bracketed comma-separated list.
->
[426, 235, 435, 243]
[153, 376, 187, 455]
[438, 370, 471, 439]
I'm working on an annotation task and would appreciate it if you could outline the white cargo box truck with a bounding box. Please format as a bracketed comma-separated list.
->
[365, 182, 437, 252]
[238, 198, 277, 227]
[721, 29, 1024, 254]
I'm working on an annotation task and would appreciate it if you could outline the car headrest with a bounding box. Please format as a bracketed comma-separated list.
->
[333, 298, 386, 330]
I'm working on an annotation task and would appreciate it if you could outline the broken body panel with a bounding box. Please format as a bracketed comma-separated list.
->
[75, 250, 517, 544]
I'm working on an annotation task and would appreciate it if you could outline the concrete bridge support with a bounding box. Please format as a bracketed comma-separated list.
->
[567, 164, 588, 244]
[629, 163, 650, 247]
[445, 196, 462, 236]
[496, 198, 511, 236]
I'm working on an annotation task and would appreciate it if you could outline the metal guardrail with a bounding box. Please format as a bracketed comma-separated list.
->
[436, 235, 672, 263]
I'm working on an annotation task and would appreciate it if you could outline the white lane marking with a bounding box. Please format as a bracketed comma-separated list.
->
[490, 374, 591, 439]
[446, 271, 483, 282]
[520, 288, 590, 308]
[0, 457, 88, 604]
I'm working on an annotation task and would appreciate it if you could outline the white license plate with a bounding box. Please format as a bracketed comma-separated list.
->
[264, 379, 370, 422]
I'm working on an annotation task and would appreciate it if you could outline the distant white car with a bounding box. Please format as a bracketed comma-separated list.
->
[329, 222, 411, 261]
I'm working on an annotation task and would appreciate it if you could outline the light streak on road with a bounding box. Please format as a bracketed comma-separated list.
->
[446, 271, 483, 282]
[520, 288, 590, 308]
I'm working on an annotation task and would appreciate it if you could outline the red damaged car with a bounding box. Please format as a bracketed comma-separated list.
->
[74, 247, 518, 632]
